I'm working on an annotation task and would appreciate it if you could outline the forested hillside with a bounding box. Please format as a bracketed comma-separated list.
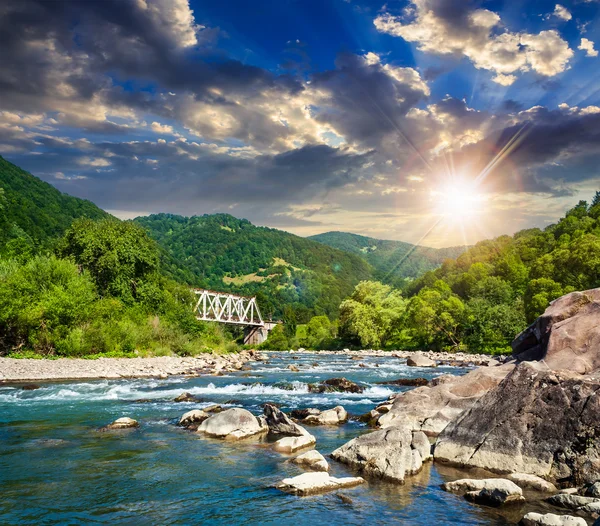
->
[331, 196, 600, 354]
[308, 231, 465, 285]
[134, 213, 373, 320]
[0, 156, 109, 243]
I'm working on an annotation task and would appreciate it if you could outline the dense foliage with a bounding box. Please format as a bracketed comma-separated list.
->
[134, 213, 373, 320]
[0, 216, 236, 357]
[0, 156, 108, 243]
[308, 231, 465, 286]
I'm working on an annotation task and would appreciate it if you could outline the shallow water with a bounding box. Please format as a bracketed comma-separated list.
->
[0, 353, 521, 525]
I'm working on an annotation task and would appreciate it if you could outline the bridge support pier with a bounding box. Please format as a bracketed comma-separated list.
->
[243, 322, 278, 346]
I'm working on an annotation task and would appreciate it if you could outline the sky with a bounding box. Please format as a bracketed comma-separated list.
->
[1, 0, 600, 247]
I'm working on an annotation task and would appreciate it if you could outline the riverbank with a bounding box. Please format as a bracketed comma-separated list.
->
[0, 348, 501, 383]
[0, 350, 259, 383]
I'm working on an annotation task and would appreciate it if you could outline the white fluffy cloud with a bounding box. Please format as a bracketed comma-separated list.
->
[550, 4, 572, 21]
[374, 0, 573, 85]
[579, 38, 599, 57]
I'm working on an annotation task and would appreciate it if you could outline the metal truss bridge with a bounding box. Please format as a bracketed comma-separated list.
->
[193, 289, 264, 326]
[193, 289, 276, 345]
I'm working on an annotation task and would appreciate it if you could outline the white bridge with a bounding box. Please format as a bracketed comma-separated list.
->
[193, 289, 277, 345]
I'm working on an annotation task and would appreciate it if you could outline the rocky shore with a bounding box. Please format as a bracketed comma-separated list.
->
[0, 350, 260, 383]
[0, 346, 499, 384]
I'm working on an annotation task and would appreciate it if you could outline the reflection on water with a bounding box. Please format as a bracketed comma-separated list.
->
[0, 352, 529, 525]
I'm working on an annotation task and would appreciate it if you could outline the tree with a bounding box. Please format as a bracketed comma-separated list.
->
[339, 281, 406, 348]
[58, 218, 160, 303]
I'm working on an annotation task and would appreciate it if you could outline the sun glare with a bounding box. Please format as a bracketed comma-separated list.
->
[432, 182, 485, 220]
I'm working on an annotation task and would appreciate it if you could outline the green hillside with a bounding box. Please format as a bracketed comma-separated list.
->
[0, 155, 109, 243]
[134, 213, 373, 321]
[308, 231, 466, 285]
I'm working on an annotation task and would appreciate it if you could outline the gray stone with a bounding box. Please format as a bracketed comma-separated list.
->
[291, 450, 329, 472]
[197, 408, 267, 440]
[406, 353, 436, 367]
[508, 473, 558, 493]
[178, 410, 209, 428]
[103, 417, 139, 430]
[331, 425, 430, 484]
[304, 406, 348, 425]
[263, 404, 309, 436]
[276, 472, 365, 496]
[546, 494, 600, 510]
[273, 434, 316, 453]
[520, 512, 587, 526]
[435, 362, 600, 486]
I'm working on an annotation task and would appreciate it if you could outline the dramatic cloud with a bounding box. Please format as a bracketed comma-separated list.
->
[579, 38, 599, 57]
[374, 0, 573, 85]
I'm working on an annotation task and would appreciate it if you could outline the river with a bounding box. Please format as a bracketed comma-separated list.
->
[0, 352, 515, 525]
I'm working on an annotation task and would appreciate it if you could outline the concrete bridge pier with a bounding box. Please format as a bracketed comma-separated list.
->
[243, 322, 279, 346]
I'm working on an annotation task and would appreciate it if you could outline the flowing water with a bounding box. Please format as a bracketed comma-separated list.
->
[0, 353, 520, 525]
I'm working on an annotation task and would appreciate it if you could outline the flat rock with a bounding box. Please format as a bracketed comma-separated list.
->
[331, 425, 431, 484]
[273, 434, 316, 453]
[197, 408, 267, 440]
[508, 473, 558, 493]
[442, 478, 523, 496]
[276, 472, 365, 496]
[406, 353, 436, 367]
[520, 512, 587, 526]
[291, 450, 329, 472]
[103, 417, 139, 430]
[434, 362, 600, 486]
[546, 494, 600, 510]
[465, 487, 525, 507]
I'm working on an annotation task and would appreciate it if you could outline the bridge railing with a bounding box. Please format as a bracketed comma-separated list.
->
[193, 289, 264, 327]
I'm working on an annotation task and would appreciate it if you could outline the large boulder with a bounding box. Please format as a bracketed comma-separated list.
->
[508, 473, 558, 493]
[263, 404, 308, 436]
[276, 472, 365, 496]
[513, 288, 600, 373]
[377, 364, 513, 436]
[197, 408, 267, 440]
[331, 426, 431, 484]
[434, 362, 600, 486]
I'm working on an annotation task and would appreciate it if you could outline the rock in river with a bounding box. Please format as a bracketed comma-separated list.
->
[443, 478, 524, 507]
[520, 512, 587, 526]
[103, 417, 139, 430]
[331, 426, 431, 484]
[291, 450, 329, 472]
[277, 472, 365, 496]
[308, 377, 364, 394]
[406, 353, 436, 367]
[377, 364, 512, 436]
[178, 410, 209, 429]
[304, 406, 348, 425]
[273, 433, 316, 453]
[434, 361, 600, 486]
[263, 404, 310, 436]
[197, 408, 267, 440]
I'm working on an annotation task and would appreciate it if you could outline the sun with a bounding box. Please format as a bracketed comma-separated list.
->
[432, 182, 485, 220]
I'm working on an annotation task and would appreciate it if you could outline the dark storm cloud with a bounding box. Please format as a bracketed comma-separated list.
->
[310, 53, 430, 148]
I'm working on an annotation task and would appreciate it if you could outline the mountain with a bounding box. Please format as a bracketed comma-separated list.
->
[308, 231, 466, 285]
[0, 155, 109, 243]
[134, 213, 373, 321]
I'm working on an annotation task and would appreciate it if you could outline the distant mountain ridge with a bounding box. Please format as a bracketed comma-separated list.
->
[308, 231, 466, 285]
[0, 156, 109, 243]
[134, 213, 373, 320]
